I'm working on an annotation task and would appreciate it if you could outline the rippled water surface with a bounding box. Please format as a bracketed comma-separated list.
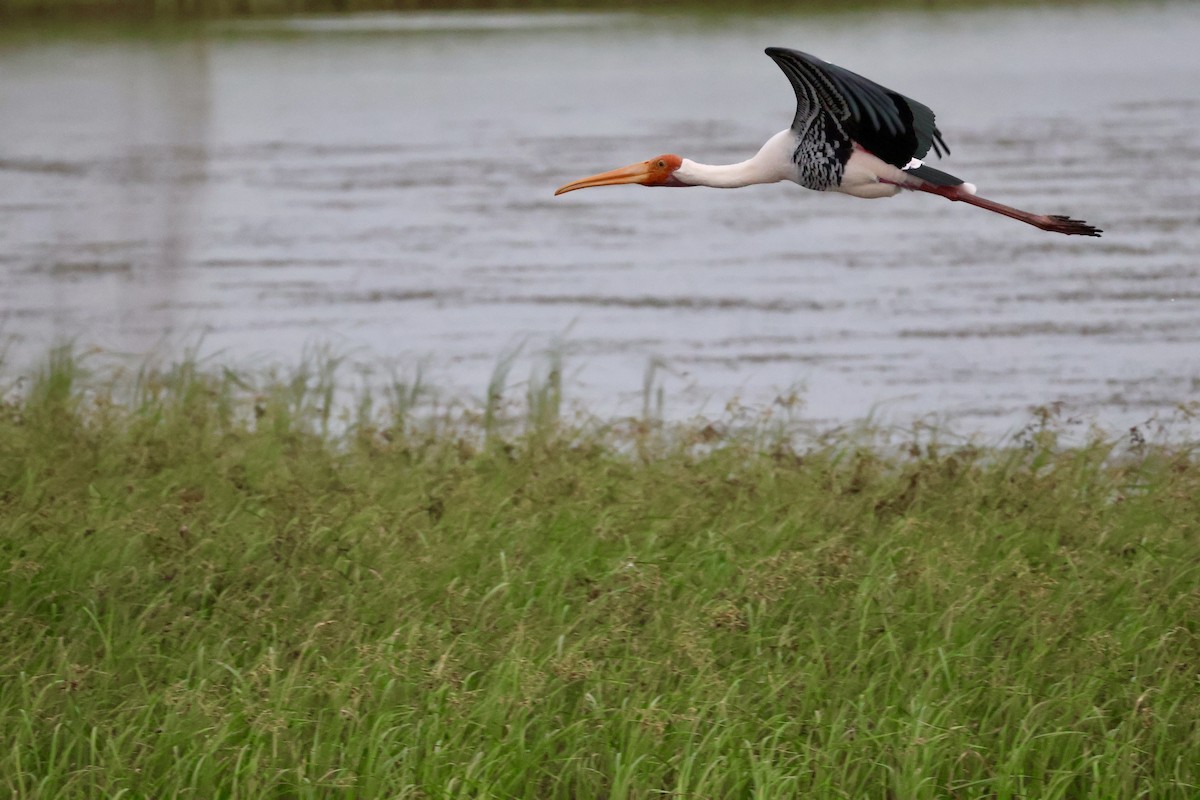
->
[3, 4, 1199, 435]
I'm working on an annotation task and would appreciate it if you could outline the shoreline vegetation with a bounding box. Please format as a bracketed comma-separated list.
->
[0, 0, 1127, 23]
[2, 350, 1198, 797]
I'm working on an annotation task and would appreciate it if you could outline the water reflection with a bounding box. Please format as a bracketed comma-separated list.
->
[1, 4, 1198, 436]
[2, 36, 212, 352]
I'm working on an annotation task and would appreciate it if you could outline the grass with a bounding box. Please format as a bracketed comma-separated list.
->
[0, 0, 1128, 24]
[1, 349, 1198, 798]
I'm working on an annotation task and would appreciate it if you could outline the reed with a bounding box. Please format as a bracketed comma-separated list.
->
[1, 348, 1198, 798]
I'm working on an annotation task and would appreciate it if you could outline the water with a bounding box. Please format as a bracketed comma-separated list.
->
[3, 4, 1199, 437]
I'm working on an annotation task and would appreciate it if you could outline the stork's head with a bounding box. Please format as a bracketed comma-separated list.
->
[555, 154, 685, 195]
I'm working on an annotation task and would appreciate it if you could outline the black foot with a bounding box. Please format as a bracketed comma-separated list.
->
[1043, 215, 1102, 237]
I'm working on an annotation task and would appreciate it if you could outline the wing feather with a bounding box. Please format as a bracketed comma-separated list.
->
[765, 47, 950, 168]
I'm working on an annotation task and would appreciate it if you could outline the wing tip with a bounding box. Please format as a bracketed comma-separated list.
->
[765, 46, 815, 63]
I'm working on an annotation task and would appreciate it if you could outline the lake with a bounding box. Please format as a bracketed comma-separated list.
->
[2, 3, 1198, 438]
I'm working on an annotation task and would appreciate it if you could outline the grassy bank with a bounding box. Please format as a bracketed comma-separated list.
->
[1, 351, 1198, 798]
[0, 0, 1119, 23]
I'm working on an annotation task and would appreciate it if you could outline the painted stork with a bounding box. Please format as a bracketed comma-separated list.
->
[555, 47, 1101, 237]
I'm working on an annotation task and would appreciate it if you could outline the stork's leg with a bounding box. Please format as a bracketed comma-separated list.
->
[910, 182, 1102, 237]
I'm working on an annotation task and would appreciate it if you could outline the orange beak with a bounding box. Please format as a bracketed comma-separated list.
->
[555, 159, 664, 196]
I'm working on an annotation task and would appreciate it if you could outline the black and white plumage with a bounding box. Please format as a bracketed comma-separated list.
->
[767, 47, 947, 188]
[555, 47, 1101, 237]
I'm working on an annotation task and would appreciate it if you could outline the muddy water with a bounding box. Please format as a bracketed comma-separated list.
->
[2, 5, 1198, 436]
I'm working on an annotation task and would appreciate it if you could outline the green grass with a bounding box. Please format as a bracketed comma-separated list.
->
[2, 349, 1198, 798]
[0, 0, 1128, 24]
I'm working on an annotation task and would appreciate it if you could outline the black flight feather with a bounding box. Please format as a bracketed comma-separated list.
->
[765, 47, 950, 169]
[903, 163, 965, 187]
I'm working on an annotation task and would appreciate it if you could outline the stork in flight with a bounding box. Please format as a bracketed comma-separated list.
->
[555, 47, 1101, 237]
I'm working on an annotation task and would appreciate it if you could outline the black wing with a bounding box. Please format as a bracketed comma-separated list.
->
[765, 47, 949, 169]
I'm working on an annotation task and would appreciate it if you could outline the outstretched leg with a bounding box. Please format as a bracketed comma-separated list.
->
[911, 181, 1102, 237]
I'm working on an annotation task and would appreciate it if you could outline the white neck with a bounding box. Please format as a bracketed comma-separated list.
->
[675, 129, 795, 189]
